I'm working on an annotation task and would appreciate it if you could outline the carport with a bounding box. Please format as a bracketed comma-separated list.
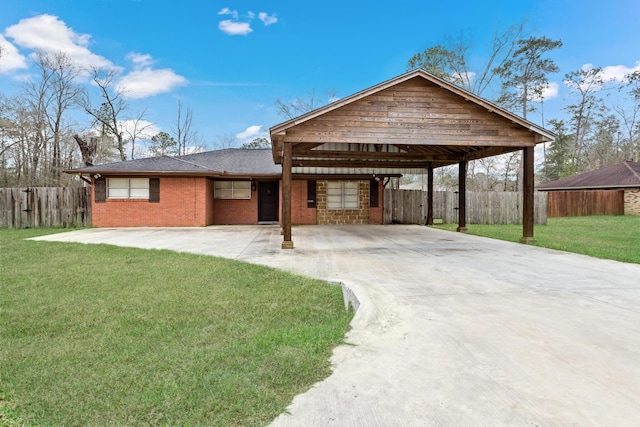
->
[270, 70, 555, 248]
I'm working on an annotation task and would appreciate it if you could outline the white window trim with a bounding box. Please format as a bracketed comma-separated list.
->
[107, 177, 149, 199]
[214, 181, 252, 200]
[326, 181, 359, 210]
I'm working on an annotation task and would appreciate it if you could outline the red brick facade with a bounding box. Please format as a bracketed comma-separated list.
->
[91, 176, 384, 227]
[92, 176, 211, 227]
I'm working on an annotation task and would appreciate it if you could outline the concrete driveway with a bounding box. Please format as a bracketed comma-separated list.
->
[33, 225, 640, 426]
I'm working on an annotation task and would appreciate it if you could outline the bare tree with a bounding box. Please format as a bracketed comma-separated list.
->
[72, 134, 97, 166]
[124, 108, 151, 159]
[274, 88, 338, 119]
[171, 98, 201, 155]
[213, 133, 237, 149]
[80, 66, 128, 161]
[31, 51, 82, 182]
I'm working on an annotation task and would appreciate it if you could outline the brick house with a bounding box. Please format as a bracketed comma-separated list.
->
[68, 70, 554, 245]
[72, 148, 385, 227]
[537, 161, 640, 216]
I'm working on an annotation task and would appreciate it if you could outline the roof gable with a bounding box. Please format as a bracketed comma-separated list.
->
[538, 161, 640, 190]
[269, 70, 556, 167]
[270, 69, 555, 142]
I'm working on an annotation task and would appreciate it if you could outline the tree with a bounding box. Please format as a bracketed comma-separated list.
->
[213, 133, 237, 149]
[406, 22, 527, 97]
[240, 137, 271, 149]
[32, 51, 82, 183]
[614, 71, 640, 161]
[494, 36, 563, 120]
[124, 109, 152, 160]
[274, 88, 337, 119]
[563, 66, 605, 171]
[148, 131, 177, 156]
[80, 67, 128, 161]
[544, 119, 574, 181]
[171, 98, 201, 155]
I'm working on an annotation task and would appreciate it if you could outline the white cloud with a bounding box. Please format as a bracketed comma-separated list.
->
[533, 81, 559, 101]
[0, 34, 28, 73]
[117, 54, 187, 99]
[127, 52, 154, 68]
[259, 12, 278, 26]
[118, 68, 187, 99]
[236, 125, 262, 140]
[4, 14, 112, 69]
[217, 10, 278, 35]
[218, 8, 239, 19]
[218, 20, 253, 36]
[601, 61, 640, 82]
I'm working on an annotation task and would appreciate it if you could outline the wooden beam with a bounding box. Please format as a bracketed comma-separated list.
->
[457, 161, 467, 232]
[283, 134, 537, 147]
[426, 162, 434, 226]
[520, 146, 536, 244]
[292, 150, 454, 162]
[281, 141, 294, 249]
[292, 159, 449, 169]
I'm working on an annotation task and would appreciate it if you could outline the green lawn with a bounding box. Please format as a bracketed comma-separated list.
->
[0, 229, 353, 427]
[433, 216, 640, 264]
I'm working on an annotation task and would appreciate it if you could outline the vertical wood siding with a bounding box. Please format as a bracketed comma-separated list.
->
[0, 187, 91, 228]
[384, 189, 548, 225]
[547, 190, 624, 217]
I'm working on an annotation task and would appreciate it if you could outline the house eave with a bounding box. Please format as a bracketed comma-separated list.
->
[537, 185, 639, 191]
[64, 169, 282, 179]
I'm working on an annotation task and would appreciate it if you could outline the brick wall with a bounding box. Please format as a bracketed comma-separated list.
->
[624, 188, 640, 215]
[316, 180, 370, 225]
[292, 179, 317, 225]
[92, 176, 210, 227]
[211, 184, 259, 224]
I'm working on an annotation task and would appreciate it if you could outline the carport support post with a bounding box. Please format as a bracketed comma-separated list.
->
[281, 141, 294, 249]
[519, 146, 536, 244]
[456, 161, 467, 232]
[426, 162, 434, 226]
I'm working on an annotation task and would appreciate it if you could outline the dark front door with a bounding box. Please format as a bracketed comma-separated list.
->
[258, 181, 279, 222]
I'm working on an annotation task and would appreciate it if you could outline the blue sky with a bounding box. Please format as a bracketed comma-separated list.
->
[1, 0, 638, 149]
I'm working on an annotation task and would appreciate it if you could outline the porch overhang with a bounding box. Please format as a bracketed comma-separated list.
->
[269, 70, 555, 249]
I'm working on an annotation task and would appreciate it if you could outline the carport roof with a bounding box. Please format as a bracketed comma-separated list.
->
[269, 69, 556, 169]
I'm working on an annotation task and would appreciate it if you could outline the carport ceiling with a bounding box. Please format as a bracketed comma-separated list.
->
[270, 70, 555, 169]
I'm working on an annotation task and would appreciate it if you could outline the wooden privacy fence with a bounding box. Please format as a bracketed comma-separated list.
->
[384, 190, 548, 225]
[546, 190, 624, 217]
[0, 187, 91, 228]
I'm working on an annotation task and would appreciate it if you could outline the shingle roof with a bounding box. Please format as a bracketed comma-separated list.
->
[537, 161, 640, 190]
[66, 148, 282, 176]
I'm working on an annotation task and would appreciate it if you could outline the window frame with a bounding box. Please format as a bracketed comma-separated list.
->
[326, 181, 359, 210]
[214, 180, 252, 200]
[107, 177, 150, 200]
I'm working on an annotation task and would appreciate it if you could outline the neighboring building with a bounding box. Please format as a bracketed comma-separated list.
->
[70, 148, 385, 227]
[537, 161, 640, 216]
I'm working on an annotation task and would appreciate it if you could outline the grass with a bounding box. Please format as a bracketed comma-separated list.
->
[0, 229, 353, 427]
[432, 215, 640, 264]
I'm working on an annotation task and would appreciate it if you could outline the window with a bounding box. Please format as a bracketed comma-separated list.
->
[107, 178, 149, 199]
[327, 181, 359, 209]
[214, 181, 251, 199]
